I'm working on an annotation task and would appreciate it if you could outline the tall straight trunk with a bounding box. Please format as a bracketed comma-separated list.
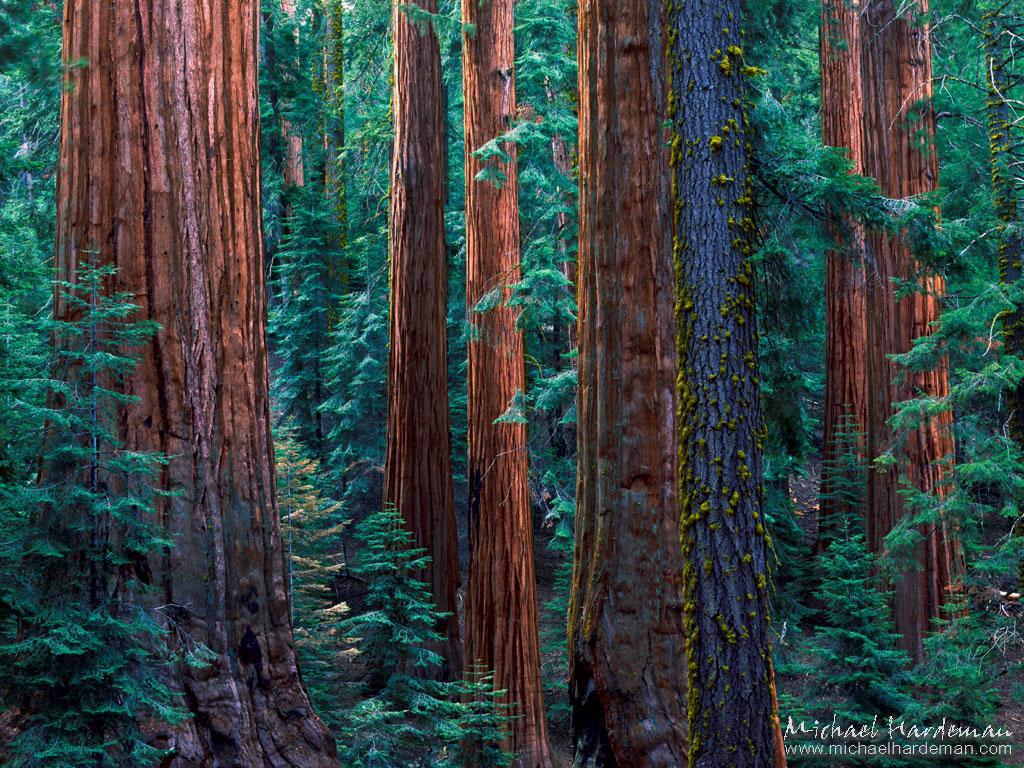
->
[384, 0, 462, 678]
[667, 2, 786, 766]
[53, 1, 338, 765]
[281, 0, 305, 191]
[325, 0, 349, 323]
[462, 0, 552, 764]
[985, 6, 1024, 585]
[818, 0, 869, 548]
[568, 0, 688, 766]
[861, 0, 962, 662]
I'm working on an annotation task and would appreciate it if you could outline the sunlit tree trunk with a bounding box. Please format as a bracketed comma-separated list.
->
[384, 0, 462, 678]
[667, 1, 786, 765]
[568, 0, 689, 766]
[463, 0, 552, 762]
[818, 0, 869, 549]
[53, 1, 339, 764]
[861, 0, 963, 663]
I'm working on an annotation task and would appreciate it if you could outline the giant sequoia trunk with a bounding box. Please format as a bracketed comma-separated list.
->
[667, 2, 786, 766]
[861, 0, 962, 662]
[384, 0, 462, 678]
[462, 0, 552, 763]
[567, 0, 689, 766]
[818, 0, 869, 547]
[54, 2, 338, 765]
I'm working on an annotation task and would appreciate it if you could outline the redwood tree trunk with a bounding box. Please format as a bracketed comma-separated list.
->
[281, 0, 305, 191]
[668, 1, 786, 765]
[54, 2, 338, 765]
[462, 0, 552, 762]
[818, 0, 869, 548]
[384, 0, 462, 678]
[861, 0, 963, 663]
[568, 0, 688, 765]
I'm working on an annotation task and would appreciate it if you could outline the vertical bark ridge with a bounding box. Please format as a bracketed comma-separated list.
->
[385, 0, 463, 678]
[818, 0, 869, 548]
[860, 0, 963, 662]
[463, 0, 553, 763]
[667, 1, 786, 765]
[54, 2, 338, 765]
[568, 1, 689, 766]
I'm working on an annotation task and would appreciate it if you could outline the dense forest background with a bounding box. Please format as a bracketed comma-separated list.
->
[0, 0, 1023, 766]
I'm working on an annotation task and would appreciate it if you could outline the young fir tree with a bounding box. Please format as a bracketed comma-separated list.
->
[0, 264, 184, 767]
[334, 509, 512, 768]
[274, 426, 349, 730]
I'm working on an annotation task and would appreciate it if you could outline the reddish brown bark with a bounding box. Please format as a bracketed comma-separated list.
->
[568, 1, 689, 766]
[462, 0, 552, 763]
[53, 1, 338, 765]
[384, 0, 462, 678]
[860, 0, 963, 662]
[281, 0, 305, 191]
[818, 0, 869, 548]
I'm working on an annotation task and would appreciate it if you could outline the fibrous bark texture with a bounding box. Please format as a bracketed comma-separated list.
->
[818, 0, 869, 547]
[568, 0, 688, 766]
[54, 2, 338, 765]
[462, 0, 552, 763]
[667, 1, 786, 766]
[385, 0, 462, 678]
[860, 0, 963, 663]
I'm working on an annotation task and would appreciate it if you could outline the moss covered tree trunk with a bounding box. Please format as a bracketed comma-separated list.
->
[384, 0, 462, 678]
[818, 0, 869, 548]
[462, 0, 552, 763]
[985, 9, 1024, 585]
[53, 1, 339, 765]
[861, 0, 963, 663]
[568, 0, 689, 766]
[667, 1, 786, 766]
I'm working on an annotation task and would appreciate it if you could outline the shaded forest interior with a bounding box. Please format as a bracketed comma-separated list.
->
[0, 0, 1023, 766]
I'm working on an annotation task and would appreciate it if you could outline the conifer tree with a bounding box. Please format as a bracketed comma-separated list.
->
[668, 1, 786, 765]
[334, 509, 512, 768]
[0, 266, 184, 767]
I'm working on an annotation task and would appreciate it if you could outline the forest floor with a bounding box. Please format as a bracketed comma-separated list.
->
[786, 461, 1024, 765]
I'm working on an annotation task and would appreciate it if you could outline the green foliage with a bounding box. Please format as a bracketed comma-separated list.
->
[0, 265, 184, 767]
[275, 427, 349, 730]
[333, 509, 513, 768]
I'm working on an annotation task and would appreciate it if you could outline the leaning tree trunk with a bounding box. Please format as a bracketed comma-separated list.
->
[462, 0, 552, 763]
[667, 1, 786, 766]
[861, 0, 963, 663]
[384, 0, 462, 678]
[818, 0, 869, 549]
[567, 0, 688, 766]
[54, 2, 338, 765]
